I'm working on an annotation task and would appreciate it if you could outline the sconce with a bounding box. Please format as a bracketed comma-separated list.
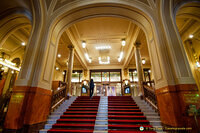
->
[125, 80, 129, 85]
[83, 80, 87, 86]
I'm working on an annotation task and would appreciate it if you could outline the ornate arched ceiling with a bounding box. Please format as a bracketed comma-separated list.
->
[45, 0, 156, 13]
[44, 0, 159, 69]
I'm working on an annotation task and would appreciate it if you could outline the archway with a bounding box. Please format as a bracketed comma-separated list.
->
[4, 0, 199, 132]
[0, 2, 33, 131]
[38, 1, 170, 92]
[175, 2, 200, 90]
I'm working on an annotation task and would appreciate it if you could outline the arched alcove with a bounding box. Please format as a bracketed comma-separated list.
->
[174, 1, 200, 89]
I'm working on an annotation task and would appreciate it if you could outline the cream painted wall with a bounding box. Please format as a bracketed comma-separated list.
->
[53, 69, 63, 81]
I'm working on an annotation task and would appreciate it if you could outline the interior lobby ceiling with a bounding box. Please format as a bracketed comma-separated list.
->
[0, 26, 31, 58]
[57, 17, 151, 69]
[1, 3, 199, 71]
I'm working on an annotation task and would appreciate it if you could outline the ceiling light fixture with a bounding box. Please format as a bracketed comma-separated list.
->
[56, 67, 59, 70]
[21, 42, 26, 46]
[196, 61, 200, 68]
[82, 41, 86, 48]
[189, 34, 194, 39]
[85, 53, 92, 63]
[118, 52, 123, 62]
[96, 45, 111, 50]
[85, 53, 89, 59]
[99, 60, 110, 64]
[62, 72, 65, 75]
[88, 59, 92, 63]
[0, 59, 20, 71]
[148, 70, 151, 73]
[57, 54, 61, 58]
[99, 56, 110, 64]
[142, 59, 146, 64]
[121, 39, 126, 46]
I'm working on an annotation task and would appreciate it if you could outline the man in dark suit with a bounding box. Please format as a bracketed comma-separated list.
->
[89, 79, 94, 98]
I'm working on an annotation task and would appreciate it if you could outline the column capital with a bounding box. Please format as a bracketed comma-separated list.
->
[68, 45, 74, 49]
[134, 42, 141, 48]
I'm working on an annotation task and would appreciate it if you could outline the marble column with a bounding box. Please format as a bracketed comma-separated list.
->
[66, 45, 74, 97]
[134, 42, 144, 96]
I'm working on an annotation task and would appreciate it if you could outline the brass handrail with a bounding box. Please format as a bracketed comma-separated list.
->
[0, 89, 12, 126]
[143, 84, 158, 112]
[51, 86, 66, 111]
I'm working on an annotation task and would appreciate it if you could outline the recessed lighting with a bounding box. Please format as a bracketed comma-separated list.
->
[189, 34, 194, 39]
[11, 70, 14, 74]
[121, 39, 126, 46]
[96, 46, 111, 50]
[57, 54, 61, 58]
[62, 72, 65, 75]
[56, 67, 59, 70]
[82, 41, 86, 48]
[21, 42, 26, 46]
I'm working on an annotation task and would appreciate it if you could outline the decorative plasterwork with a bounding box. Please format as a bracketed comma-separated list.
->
[54, 0, 76, 12]
[50, 0, 153, 14]
[45, 0, 52, 10]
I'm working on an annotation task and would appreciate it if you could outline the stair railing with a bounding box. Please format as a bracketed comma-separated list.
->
[143, 82, 158, 112]
[51, 85, 66, 112]
[0, 89, 12, 126]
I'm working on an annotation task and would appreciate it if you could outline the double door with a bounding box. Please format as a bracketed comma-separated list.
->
[95, 84, 117, 96]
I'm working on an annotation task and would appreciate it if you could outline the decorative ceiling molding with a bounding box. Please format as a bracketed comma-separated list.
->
[51, 0, 153, 16]
[65, 29, 88, 69]
[136, 0, 150, 6]
[45, 0, 53, 11]
[123, 26, 140, 68]
[53, 0, 76, 12]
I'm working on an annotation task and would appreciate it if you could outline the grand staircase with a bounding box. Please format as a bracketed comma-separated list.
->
[40, 96, 160, 133]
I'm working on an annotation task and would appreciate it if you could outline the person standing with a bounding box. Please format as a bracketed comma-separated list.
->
[90, 79, 94, 98]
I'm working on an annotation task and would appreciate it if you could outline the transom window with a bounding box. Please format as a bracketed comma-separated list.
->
[90, 69, 121, 83]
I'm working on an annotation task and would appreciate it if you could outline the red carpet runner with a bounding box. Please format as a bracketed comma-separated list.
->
[48, 96, 156, 133]
[108, 96, 156, 133]
[48, 96, 100, 133]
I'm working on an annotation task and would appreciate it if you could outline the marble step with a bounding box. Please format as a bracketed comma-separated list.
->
[39, 129, 48, 133]
[94, 125, 108, 130]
